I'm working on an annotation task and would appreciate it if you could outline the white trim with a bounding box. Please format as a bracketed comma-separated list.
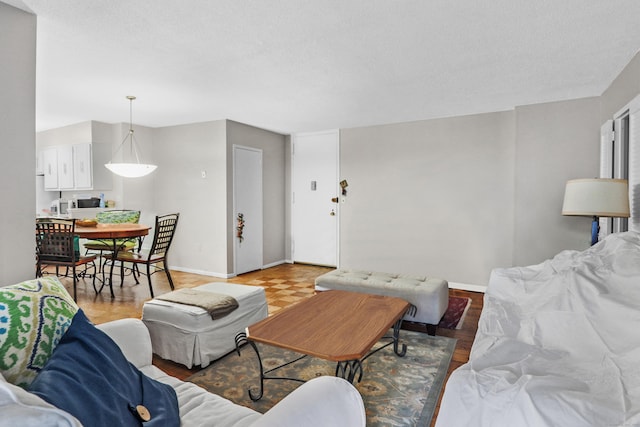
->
[448, 281, 486, 293]
[293, 129, 340, 138]
[169, 266, 235, 279]
[262, 259, 287, 269]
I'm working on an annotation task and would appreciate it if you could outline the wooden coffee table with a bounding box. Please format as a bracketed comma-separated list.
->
[235, 290, 411, 400]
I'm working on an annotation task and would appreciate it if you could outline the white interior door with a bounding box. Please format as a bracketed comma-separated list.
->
[292, 131, 339, 266]
[234, 145, 263, 275]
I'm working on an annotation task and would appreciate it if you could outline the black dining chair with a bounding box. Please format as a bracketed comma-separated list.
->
[105, 213, 179, 298]
[35, 218, 97, 301]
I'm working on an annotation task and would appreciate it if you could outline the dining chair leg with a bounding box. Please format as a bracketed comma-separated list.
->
[164, 260, 175, 291]
[100, 256, 109, 275]
[92, 269, 100, 294]
[90, 261, 96, 292]
[106, 258, 115, 299]
[120, 260, 125, 286]
[71, 264, 77, 302]
[147, 263, 154, 298]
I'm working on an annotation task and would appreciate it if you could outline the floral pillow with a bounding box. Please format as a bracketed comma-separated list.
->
[0, 277, 78, 387]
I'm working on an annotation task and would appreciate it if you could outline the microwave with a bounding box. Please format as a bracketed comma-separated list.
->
[51, 199, 71, 216]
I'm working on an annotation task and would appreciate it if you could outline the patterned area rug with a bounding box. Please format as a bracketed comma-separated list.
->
[187, 330, 456, 426]
[439, 296, 472, 330]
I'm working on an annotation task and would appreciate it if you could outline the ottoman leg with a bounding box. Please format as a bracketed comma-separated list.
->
[426, 324, 437, 336]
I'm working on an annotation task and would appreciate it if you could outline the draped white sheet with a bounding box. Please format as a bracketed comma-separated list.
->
[436, 232, 640, 427]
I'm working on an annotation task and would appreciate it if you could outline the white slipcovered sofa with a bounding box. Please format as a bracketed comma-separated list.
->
[436, 232, 640, 427]
[0, 277, 366, 427]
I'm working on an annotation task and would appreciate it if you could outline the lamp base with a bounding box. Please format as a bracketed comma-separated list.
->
[591, 216, 599, 246]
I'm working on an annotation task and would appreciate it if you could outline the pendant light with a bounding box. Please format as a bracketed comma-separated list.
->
[105, 95, 157, 178]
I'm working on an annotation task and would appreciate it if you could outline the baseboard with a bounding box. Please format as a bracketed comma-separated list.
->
[262, 260, 287, 269]
[169, 266, 235, 279]
[170, 260, 289, 278]
[448, 281, 486, 293]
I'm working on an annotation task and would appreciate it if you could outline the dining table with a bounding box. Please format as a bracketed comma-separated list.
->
[75, 223, 151, 298]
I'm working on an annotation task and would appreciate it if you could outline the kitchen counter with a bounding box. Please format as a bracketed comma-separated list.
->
[67, 207, 112, 219]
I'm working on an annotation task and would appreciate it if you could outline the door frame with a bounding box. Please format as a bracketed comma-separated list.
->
[290, 129, 340, 267]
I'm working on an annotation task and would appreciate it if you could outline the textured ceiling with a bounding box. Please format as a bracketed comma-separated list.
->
[6, 0, 640, 133]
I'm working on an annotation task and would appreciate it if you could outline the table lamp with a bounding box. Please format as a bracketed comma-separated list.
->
[561, 178, 630, 245]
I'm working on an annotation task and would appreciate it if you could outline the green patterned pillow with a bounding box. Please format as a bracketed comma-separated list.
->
[0, 277, 78, 387]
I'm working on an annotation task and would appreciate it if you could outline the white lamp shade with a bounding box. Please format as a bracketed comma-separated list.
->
[562, 178, 630, 218]
[104, 163, 157, 178]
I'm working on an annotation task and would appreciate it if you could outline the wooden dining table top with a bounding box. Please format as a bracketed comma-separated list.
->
[74, 223, 151, 239]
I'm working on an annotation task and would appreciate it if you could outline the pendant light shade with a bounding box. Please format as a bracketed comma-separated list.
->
[104, 162, 157, 178]
[105, 96, 157, 178]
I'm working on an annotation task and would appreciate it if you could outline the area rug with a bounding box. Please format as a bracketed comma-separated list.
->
[439, 296, 472, 330]
[187, 330, 456, 426]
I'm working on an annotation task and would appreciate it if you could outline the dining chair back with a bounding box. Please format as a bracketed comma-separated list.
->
[35, 218, 97, 301]
[106, 213, 179, 298]
[150, 214, 179, 256]
[96, 210, 141, 224]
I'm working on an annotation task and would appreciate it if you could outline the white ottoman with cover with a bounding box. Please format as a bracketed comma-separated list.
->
[315, 269, 448, 335]
[142, 282, 268, 368]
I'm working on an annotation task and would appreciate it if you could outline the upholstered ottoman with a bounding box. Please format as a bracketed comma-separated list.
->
[315, 269, 448, 334]
[142, 282, 268, 368]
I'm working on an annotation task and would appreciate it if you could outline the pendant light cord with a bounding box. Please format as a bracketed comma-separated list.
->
[110, 95, 142, 164]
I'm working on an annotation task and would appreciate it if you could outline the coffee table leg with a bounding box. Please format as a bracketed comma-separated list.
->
[335, 360, 363, 383]
[393, 318, 407, 356]
[235, 332, 307, 402]
[336, 318, 407, 384]
[235, 332, 265, 401]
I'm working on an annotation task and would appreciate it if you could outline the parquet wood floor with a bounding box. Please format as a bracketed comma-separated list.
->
[53, 262, 482, 426]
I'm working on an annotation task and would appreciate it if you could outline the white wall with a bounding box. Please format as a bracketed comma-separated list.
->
[37, 121, 92, 148]
[339, 111, 516, 285]
[513, 97, 601, 265]
[0, 3, 36, 285]
[338, 99, 604, 286]
[153, 120, 229, 276]
[601, 51, 640, 122]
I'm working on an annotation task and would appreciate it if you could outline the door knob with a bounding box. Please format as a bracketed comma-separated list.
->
[331, 197, 339, 203]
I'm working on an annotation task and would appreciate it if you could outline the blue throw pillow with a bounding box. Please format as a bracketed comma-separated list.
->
[27, 309, 179, 427]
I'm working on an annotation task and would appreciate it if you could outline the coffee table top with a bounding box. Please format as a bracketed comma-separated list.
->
[246, 290, 410, 362]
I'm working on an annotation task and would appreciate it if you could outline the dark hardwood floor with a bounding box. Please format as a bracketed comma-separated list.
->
[58, 262, 483, 426]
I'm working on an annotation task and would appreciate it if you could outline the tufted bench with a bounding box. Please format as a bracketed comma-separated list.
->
[315, 269, 448, 335]
[142, 282, 268, 368]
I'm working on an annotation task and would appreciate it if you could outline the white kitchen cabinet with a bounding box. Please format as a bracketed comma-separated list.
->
[41, 143, 112, 191]
[73, 143, 92, 189]
[57, 145, 74, 189]
[43, 147, 58, 190]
